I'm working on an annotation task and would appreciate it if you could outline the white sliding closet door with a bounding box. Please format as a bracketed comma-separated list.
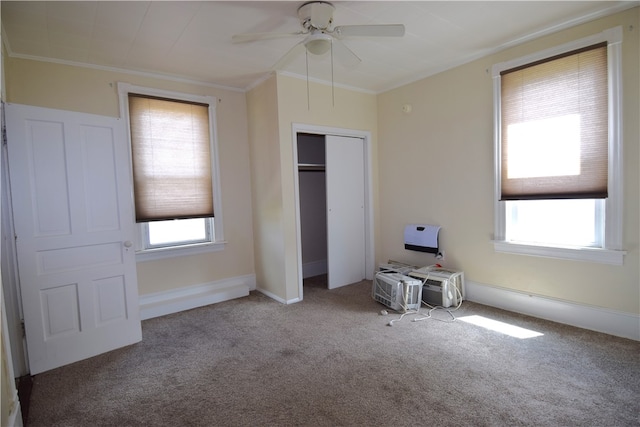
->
[326, 135, 365, 289]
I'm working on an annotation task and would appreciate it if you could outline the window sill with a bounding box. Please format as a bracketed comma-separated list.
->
[135, 241, 226, 262]
[493, 241, 626, 265]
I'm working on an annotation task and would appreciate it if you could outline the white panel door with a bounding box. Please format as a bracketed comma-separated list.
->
[326, 135, 365, 289]
[6, 103, 141, 374]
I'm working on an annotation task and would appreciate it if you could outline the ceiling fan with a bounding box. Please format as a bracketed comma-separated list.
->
[232, 1, 405, 69]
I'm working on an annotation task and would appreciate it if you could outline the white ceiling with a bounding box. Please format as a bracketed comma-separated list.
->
[2, 1, 637, 93]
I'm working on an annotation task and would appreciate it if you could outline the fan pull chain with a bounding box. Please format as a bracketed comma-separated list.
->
[331, 39, 335, 107]
[306, 49, 310, 111]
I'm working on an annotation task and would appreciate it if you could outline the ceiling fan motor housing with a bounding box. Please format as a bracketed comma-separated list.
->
[298, 1, 335, 31]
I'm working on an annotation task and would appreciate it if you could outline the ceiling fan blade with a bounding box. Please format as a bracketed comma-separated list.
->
[271, 40, 306, 70]
[332, 39, 361, 68]
[309, 1, 335, 29]
[333, 24, 405, 38]
[232, 31, 305, 43]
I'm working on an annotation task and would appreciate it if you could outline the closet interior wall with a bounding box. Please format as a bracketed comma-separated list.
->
[297, 133, 328, 280]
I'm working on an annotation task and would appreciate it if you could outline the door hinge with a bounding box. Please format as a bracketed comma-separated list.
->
[20, 320, 25, 338]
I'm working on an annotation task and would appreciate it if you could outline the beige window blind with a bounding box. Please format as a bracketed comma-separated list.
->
[500, 42, 608, 200]
[128, 94, 214, 222]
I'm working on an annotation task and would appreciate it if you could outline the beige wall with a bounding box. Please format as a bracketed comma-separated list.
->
[278, 75, 378, 297]
[378, 8, 640, 314]
[246, 75, 287, 298]
[276, 74, 379, 300]
[3, 7, 637, 315]
[4, 58, 255, 295]
[247, 73, 378, 301]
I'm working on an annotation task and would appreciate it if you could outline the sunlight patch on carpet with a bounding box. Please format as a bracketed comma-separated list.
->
[459, 315, 544, 339]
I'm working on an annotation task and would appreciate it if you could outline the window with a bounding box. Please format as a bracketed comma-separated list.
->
[146, 218, 211, 248]
[492, 27, 625, 265]
[118, 83, 224, 260]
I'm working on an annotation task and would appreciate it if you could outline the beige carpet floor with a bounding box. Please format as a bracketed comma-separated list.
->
[26, 277, 640, 426]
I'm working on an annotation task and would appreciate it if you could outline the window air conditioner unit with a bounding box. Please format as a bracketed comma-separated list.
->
[409, 267, 465, 308]
[372, 272, 422, 313]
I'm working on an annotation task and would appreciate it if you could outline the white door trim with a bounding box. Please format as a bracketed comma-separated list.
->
[292, 123, 374, 301]
[1, 137, 29, 376]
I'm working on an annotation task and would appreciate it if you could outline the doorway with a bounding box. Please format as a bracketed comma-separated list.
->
[297, 133, 328, 283]
[292, 124, 374, 300]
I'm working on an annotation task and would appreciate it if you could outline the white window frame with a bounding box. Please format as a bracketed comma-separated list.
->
[491, 26, 626, 265]
[118, 82, 225, 261]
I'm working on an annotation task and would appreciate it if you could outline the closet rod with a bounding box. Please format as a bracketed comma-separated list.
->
[298, 164, 325, 172]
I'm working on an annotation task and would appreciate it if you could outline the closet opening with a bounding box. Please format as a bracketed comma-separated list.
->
[297, 133, 328, 289]
[295, 126, 371, 300]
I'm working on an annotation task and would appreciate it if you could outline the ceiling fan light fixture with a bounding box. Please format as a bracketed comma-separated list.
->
[304, 33, 332, 55]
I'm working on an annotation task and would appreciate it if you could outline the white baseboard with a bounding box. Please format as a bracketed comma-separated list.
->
[254, 261, 326, 304]
[7, 392, 22, 427]
[139, 274, 256, 320]
[302, 259, 327, 279]
[465, 280, 640, 341]
[255, 287, 301, 305]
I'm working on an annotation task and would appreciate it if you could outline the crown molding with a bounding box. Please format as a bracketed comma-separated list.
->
[5, 51, 246, 93]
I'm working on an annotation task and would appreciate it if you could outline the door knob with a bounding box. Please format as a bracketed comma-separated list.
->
[124, 241, 133, 248]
